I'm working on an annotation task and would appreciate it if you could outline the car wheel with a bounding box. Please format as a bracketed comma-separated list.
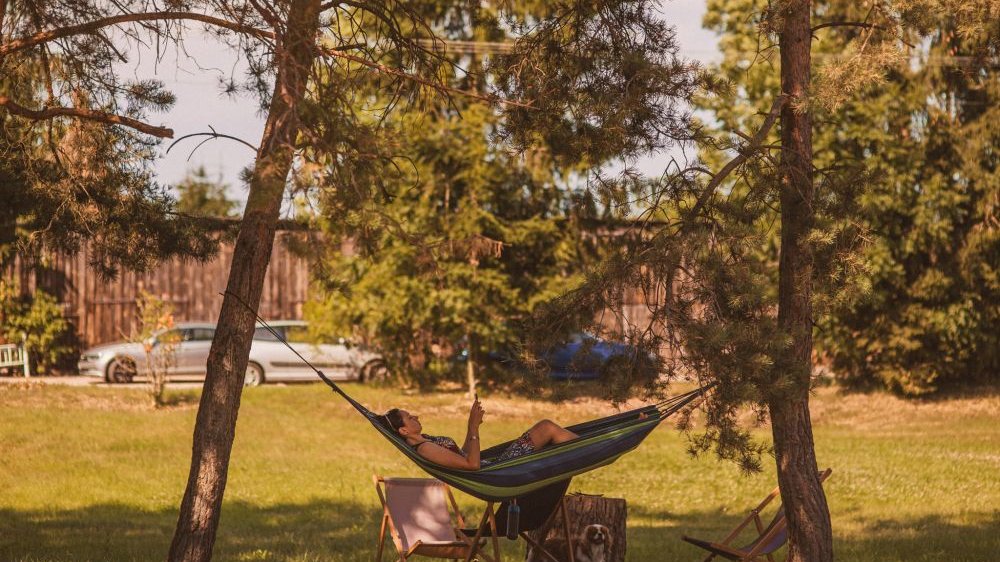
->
[244, 362, 265, 387]
[106, 357, 137, 384]
[359, 359, 390, 384]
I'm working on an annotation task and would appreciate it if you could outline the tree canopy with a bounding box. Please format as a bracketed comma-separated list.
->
[0, 1, 222, 276]
[301, 3, 632, 389]
[174, 166, 239, 219]
[699, 0, 1000, 395]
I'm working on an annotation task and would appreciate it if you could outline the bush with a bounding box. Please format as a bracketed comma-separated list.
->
[0, 282, 78, 374]
[132, 290, 179, 407]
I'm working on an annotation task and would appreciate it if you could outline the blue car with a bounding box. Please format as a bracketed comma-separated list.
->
[464, 333, 651, 381]
[542, 333, 640, 380]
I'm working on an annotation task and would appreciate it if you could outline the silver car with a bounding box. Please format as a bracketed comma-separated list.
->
[77, 320, 386, 386]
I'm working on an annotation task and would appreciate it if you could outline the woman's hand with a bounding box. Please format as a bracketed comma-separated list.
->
[468, 396, 485, 430]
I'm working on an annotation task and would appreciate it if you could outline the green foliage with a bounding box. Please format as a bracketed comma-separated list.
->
[174, 167, 239, 218]
[492, 0, 710, 168]
[303, 4, 609, 387]
[818, 6, 1000, 394]
[492, 0, 791, 467]
[696, 0, 1000, 395]
[506, 0, 998, 479]
[306, 100, 599, 386]
[0, 282, 77, 373]
[0, 2, 221, 277]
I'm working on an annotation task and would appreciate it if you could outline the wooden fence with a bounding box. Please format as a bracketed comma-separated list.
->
[4, 232, 311, 347]
[4, 229, 665, 350]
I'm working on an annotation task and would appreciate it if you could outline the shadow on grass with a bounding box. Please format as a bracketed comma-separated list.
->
[0, 499, 382, 562]
[627, 504, 1000, 562]
[832, 381, 1000, 403]
[4, 499, 996, 562]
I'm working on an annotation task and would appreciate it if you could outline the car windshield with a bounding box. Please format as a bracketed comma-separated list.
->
[253, 327, 282, 342]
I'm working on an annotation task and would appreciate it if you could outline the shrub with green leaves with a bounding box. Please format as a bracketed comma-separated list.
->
[699, 0, 1000, 395]
[0, 282, 78, 374]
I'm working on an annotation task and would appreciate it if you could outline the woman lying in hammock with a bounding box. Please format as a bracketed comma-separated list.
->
[380, 396, 578, 470]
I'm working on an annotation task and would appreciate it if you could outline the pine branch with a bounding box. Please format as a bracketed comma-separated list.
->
[811, 21, 886, 33]
[0, 11, 274, 58]
[811, 21, 915, 49]
[166, 127, 259, 157]
[315, 45, 536, 110]
[0, 95, 173, 138]
[689, 94, 786, 218]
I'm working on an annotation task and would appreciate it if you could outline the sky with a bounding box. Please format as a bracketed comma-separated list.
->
[130, 2, 721, 206]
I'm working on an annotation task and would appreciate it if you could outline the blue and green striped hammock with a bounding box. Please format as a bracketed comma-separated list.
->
[315, 369, 709, 502]
[228, 290, 709, 533]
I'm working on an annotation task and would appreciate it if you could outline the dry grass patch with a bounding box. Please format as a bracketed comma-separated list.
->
[0, 381, 199, 411]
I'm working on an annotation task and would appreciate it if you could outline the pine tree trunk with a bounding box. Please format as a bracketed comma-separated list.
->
[166, 2, 321, 561]
[466, 331, 477, 398]
[772, 1, 833, 562]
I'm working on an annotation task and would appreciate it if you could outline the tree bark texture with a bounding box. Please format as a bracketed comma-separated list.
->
[772, 1, 833, 562]
[525, 494, 627, 562]
[166, 2, 322, 561]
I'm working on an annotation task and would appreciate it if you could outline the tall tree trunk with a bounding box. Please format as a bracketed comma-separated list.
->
[167, 2, 321, 561]
[771, 1, 833, 562]
[466, 330, 477, 399]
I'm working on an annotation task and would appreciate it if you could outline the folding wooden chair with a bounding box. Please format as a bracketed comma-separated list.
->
[681, 468, 833, 562]
[373, 475, 502, 562]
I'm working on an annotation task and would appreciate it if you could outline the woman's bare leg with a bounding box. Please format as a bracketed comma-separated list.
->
[526, 419, 578, 450]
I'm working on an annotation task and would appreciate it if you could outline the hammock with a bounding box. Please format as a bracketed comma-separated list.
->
[232, 294, 709, 503]
[316, 368, 708, 502]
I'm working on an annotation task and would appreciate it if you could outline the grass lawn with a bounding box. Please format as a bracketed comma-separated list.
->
[1, 380, 998, 561]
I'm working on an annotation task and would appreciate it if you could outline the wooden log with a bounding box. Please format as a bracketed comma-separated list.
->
[525, 493, 626, 562]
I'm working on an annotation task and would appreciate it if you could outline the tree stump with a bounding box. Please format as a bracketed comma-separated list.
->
[525, 493, 627, 562]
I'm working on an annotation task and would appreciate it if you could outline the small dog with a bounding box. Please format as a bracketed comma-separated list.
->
[574, 524, 612, 562]
[528, 523, 613, 562]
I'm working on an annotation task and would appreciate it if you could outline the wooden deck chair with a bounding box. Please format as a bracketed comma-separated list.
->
[681, 468, 833, 562]
[374, 475, 502, 562]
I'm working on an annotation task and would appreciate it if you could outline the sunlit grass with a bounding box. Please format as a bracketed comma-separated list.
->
[1, 381, 998, 561]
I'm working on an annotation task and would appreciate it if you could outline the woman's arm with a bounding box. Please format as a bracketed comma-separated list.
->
[460, 427, 481, 469]
[415, 442, 479, 469]
[413, 397, 486, 470]
[461, 397, 484, 467]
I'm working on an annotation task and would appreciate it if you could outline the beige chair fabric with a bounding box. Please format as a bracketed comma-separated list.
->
[384, 478, 460, 552]
[373, 475, 502, 562]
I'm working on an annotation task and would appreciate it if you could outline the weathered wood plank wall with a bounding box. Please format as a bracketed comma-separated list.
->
[5, 232, 310, 347]
[4, 230, 665, 350]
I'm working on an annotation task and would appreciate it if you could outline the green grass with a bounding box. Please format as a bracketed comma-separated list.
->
[1, 381, 998, 561]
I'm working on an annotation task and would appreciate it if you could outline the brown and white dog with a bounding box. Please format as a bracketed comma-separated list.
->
[528, 524, 614, 562]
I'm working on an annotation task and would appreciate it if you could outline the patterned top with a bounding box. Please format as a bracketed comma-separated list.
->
[414, 432, 537, 468]
[416, 434, 466, 456]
